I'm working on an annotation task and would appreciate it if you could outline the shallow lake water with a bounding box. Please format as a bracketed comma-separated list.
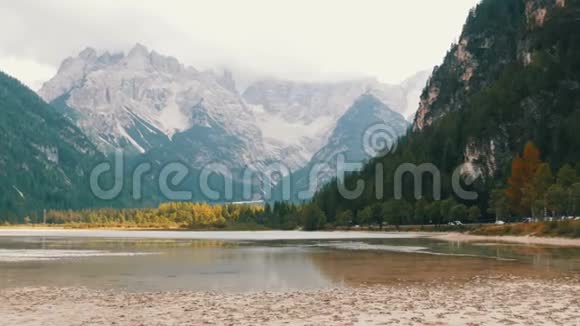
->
[0, 230, 579, 292]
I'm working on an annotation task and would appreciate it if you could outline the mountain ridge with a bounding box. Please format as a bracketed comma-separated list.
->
[39, 45, 427, 162]
[275, 94, 409, 201]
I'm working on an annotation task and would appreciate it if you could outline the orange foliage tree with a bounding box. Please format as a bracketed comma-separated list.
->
[506, 141, 541, 215]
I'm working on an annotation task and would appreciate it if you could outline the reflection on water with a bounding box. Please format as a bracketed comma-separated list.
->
[0, 235, 579, 292]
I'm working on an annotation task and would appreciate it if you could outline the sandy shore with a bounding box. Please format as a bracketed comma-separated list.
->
[0, 228, 423, 241]
[433, 232, 580, 247]
[1, 277, 579, 326]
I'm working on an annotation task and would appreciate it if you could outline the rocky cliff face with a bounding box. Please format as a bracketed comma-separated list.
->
[414, 0, 569, 132]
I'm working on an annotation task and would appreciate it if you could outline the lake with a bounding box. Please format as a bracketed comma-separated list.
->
[0, 230, 579, 292]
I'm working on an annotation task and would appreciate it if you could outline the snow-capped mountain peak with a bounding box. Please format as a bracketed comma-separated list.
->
[39, 45, 258, 156]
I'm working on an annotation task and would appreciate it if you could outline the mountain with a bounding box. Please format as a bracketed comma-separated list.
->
[39, 44, 428, 201]
[0, 70, 104, 221]
[308, 94, 409, 166]
[312, 0, 580, 219]
[40, 45, 428, 172]
[243, 75, 427, 168]
[276, 94, 409, 201]
[39, 44, 267, 171]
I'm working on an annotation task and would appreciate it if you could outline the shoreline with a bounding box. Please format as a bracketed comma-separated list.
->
[430, 232, 580, 247]
[0, 229, 421, 241]
[2, 226, 580, 247]
[1, 277, 578, 325]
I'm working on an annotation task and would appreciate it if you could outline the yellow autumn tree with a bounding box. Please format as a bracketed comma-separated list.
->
[45, 202, 264, 228]
[506, 141, 541, 215]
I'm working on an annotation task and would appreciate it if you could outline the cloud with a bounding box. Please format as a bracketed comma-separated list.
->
[0, 0, 180, 64]
[0, 0, 481, 89]
[0, 57, 55, 90]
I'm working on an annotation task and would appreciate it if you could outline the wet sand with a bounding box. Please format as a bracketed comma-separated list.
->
[1, 277, 579, 325]
[433, 232, 580, 247]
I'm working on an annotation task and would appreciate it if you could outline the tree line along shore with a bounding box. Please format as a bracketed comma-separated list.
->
[2, 201, 579, 239]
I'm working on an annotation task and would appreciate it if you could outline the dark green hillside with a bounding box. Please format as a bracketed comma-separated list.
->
[0, 71, 105, 222]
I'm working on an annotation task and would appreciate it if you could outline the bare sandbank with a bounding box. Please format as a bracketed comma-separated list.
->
[433, 232, 580, 247]
[2, 227, 580, 247]
[0, 229, 420, 240]
[1, 277, 578, 325]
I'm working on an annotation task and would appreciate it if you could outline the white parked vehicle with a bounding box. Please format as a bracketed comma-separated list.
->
[495, 220, 506, 225]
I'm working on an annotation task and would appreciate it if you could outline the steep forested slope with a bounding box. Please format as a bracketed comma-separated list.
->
[0, 71, 104, 221]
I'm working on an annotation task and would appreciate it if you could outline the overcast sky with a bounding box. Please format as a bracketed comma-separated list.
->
[0, 0, 480, 90]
